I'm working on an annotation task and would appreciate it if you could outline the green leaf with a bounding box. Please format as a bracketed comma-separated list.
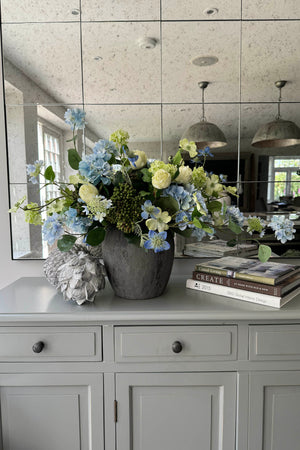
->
[85, 227, 106, 246]
[141, 168, 152, 183]
[68, 148, 82, 170]
[258, 244, 272, 263]
[174, 228, 193, 238]
[192, 217, 203, 229]
[192, 208, 202, 219]
[207, 200, 222, 213]
[140, 190, 150, 197]
[201, 223, 214, 234]
[156, 195, 179, 215]
[173, 150, 182, 166]
[44, 165, 55, 182]
[228, 218, 243, 235]
[57, 235, 77, 252]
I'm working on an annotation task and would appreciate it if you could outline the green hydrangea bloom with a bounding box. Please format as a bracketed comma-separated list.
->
[109, 129, 129, 147]
[24, 203, 43, 225]
[46, 198, 68, 215]
[191, 166, 207, 189]
[8, 195, 26, 213]
[149, 161, 177, 178]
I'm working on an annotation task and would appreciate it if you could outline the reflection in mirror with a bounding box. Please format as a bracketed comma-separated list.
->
[2, 23, 82, 104]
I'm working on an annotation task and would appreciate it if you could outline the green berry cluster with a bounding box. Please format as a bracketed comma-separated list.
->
[107, 183, 143, 234]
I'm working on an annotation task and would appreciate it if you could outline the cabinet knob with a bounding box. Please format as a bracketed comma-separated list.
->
[172, 341, 183, 354]
[32, 341, 45, 353]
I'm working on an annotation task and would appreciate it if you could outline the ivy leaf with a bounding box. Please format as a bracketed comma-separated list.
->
[258, 244, 272, 263]
[173, 150, 182, 166]
[68, 148, 82, 170]
[228, 218, 243, 235]
[44, 165, 55, 182]
[85, 227, 106, 246]
[207, 200, 222, 213]
[57, 235, 77, 252]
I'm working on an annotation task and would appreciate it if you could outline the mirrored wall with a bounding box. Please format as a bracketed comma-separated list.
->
[2, 0, 300, 259]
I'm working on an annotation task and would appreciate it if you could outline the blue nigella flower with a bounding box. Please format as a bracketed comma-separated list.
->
[64, 108, 86, 130]
[141, 200, 160, 220]
[42, 213, 64, 245]
[197, 146, 214, 158]
[144, 230, 170, 253]
[64, 207, 92, 233]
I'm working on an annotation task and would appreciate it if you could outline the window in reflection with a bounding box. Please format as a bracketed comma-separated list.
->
[268, 157, 300, 203]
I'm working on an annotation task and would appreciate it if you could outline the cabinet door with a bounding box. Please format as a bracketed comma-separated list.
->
[249, 371, 300, 450]
[116, 372, 236, 450]
[0, 373, 103, 450]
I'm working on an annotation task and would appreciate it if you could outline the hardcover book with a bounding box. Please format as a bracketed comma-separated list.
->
[192, 271, 300, 297]
[195, 256, 300, 286]
[186, 278, 300, 308]
[184, 240, 257, 257]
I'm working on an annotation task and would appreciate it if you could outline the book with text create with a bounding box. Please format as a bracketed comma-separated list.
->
[195, 256, 300, 286]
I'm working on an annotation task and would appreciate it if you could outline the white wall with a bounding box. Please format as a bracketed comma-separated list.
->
[0, 46, 43, 289]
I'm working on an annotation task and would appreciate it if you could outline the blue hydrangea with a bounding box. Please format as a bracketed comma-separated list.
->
[64, 207, 92, 233]
[42, 213, 64, 245]
[193, 191, 208, 215]
[175, 211, 192, 231]
[144, 230, 170, 253]
[162, 184, 194, 211]
[141, 200, 160, 220]
[79, 154, 112, 185]
[226, 206, 245, 227]
[64, 108, 86, 130]
[268, 215, 296, 244]
[92, 139, 118, 157]
[191, 226, 214, 241]
[26, 160, 44, 184]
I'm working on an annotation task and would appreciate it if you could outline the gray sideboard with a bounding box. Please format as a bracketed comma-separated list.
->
[1, 272, 300, 450]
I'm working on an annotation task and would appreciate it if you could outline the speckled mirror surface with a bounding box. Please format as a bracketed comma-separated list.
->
[2, 0, 300, 259]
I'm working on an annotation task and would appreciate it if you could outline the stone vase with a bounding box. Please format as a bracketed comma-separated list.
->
[102, 228, 174, 299]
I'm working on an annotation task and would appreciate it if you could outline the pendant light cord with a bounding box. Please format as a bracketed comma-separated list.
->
[277, 86, 282, 120]
[201, 87, 206, 122]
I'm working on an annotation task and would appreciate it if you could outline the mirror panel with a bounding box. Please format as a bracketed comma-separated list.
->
[2, 23, 82, 104]
[82, 22, 161, 104]
[162, 21, 240, 103]
[241, 20, 300, 102]
[243, 0, 300, 20]
[81, 0, 160, 21]
[0, 0, 80, 23]
[161, 0, 241, 20]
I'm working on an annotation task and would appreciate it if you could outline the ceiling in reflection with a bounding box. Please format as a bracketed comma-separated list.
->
[1, 0, 300, 146]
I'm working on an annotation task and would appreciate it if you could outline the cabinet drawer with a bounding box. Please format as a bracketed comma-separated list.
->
[115, 325, 237, 362]
[249, 325, 300, 361]
[0, 326, 102, 362]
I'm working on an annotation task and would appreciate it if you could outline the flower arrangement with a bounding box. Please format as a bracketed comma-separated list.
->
[10, 108, 296, 262]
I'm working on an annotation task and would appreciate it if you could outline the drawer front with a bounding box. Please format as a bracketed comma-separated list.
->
[0, 326, 102, 362]
[249, 325, 300, 361]
[115, 325, 237, 362]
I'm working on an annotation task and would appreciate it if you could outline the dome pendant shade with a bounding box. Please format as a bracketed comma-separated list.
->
[182, 121, 227, 149]
[251, 119, 300, 148]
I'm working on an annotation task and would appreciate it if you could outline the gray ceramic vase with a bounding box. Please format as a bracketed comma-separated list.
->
[102, 228, 174, 299]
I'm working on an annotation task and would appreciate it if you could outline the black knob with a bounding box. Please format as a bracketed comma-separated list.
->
[32, 341, 44, 353]
[172, 341, 183, 354]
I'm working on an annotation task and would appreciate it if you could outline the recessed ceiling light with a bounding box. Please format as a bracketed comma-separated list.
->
[203, 7, 219, 17]
[71, 8, 80, 15]
[94, 56, 103, 61]
[137, 37, 158, 50]
[191, 56, 219, 67]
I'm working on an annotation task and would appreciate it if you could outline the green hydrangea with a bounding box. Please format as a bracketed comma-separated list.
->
[8, 195, 26, 213]
[149, 161, 177, 178]
[109, 129, 129, 147]
[191, 166, 207, 189]
[24, 203, 43, 225]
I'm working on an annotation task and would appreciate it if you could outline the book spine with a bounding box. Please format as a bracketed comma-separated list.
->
[194, 265, 276, 286]
[186, 279, 281, 308]
[192, 271, 281, 296]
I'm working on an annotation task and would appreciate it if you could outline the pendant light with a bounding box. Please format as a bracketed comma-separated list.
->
[252, 80, 300, 148]
[182, 81, 227, 148]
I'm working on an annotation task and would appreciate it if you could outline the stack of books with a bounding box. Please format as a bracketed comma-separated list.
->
[184, 240, 258, 258]
[186, 256, 300, 308]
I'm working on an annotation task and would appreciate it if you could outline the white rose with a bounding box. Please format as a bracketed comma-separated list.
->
[130, 150, 147, 170]
[152, 169, 172, 189]
[79, 183, 99, 203]
[175, 166, 193, 185]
